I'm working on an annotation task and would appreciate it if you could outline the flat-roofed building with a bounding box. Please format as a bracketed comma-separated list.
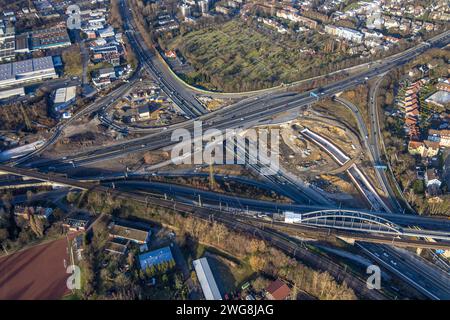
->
[0, 39, 15, 62]
[0, 21, 15, 62]
[193, 257, 222, 300]
[0, 87, 25, 100]
[105, 238, 128, 255]
[53, 86, 77, 113]
[98, 67, 116, 79]
[0, 22, 15, 42]
[108, 221, 151, 244]
[63, 214, 92, 232]
[0, 56, 57, 88]
[15, 34, 30, 53]
[138, 105, 150, 119]
[30, 27, 71, 50]
[98, 26, 114, 38]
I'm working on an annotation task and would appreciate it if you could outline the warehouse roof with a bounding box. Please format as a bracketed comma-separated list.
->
[0, 56, 54, 82]
[54, 86, 76, 104]
[193, 257, 222, 300]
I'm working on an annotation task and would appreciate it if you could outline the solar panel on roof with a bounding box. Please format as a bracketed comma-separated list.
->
[0, 56, 55, 83]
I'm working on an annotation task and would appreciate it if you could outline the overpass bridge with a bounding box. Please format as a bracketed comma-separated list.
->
[285, 210, 450, 242]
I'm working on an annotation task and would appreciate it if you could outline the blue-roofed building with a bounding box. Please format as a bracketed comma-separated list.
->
[139, 246, 174, 270]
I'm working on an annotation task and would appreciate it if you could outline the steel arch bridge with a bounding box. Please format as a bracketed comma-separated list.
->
[296, 209, 402, 235]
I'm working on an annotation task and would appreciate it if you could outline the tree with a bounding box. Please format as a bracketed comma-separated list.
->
[212, 222, 228, 245]
[413, 180, 425, 194]
[190, 271, 198, 286]
[127, 252, 135, 268]
[66, 192, 79, 204]
[249, 254, 266, 272]
[174, 273, 184, 291]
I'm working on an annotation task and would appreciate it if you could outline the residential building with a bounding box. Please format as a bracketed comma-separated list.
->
[258, 17, 288, 34]
[215, 5, 230, 15]
[266, 279, 291, 300]
[63, 215, 91, 231]
[108, 221, 151, 244]
[193, 257, 222, 300]
[408, 140, 440, 158]
[98, 67, 116, 79]
[425, 168, 442, 193]
[324, 25, 364, 43]
[92, 77, 111, 88]
[436, 81, 450, 93]
[428, 129, 450, 148]
[91, 44, 118, 55]
[105, 238, 128, 255]
[276, 9, 318, 29]
[14, 206, 53, 220]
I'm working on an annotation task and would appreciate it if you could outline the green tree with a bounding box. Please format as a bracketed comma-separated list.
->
[413, 180, 425, 194]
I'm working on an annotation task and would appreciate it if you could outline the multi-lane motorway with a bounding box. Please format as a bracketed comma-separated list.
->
[120, 0, 207, 117]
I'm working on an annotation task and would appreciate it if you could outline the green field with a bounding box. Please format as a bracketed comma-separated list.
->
[166, 19, 352, 92]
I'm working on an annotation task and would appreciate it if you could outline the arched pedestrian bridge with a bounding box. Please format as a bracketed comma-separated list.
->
[292, 209, 402, 235]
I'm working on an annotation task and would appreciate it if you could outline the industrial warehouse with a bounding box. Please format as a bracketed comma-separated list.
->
[193, 257, 222, 300]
